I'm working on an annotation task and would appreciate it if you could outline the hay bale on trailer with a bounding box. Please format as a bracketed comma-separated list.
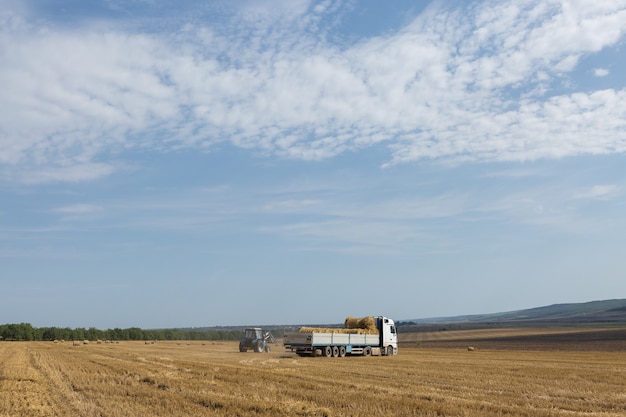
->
[298, 316, 379, 335]
[299, 327, 362, 334]
[344, 316, 377, 332]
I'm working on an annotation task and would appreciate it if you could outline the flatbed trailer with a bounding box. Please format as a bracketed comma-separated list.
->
[283, 316, 398, 357]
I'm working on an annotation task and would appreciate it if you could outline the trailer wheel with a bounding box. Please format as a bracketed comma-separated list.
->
[331, 346, 339, 357]
[363, 346, 372, 356]
[322, 346, 332, 357]
[338, 346, 346, 357]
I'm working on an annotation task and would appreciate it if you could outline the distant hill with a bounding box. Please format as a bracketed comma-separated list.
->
[404, 299, 626, 325]
[183, 300, 626, 333]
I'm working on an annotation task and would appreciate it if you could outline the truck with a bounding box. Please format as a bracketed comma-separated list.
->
[283, 316, 398, 357]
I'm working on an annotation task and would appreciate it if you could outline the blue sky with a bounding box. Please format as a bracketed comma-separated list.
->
[1, 0, 626, 329]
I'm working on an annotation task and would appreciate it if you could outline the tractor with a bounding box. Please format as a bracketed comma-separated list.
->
[239, 328, 275, 353]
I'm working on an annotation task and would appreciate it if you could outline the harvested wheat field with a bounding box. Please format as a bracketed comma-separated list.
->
[1, 339, 626, 417]
[401, 326, 626, 351]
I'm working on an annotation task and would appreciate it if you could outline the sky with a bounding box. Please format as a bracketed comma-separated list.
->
[1, 0, 626, 329]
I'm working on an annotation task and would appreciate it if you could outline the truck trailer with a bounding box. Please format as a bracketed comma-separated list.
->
[283, 316, 398, 357]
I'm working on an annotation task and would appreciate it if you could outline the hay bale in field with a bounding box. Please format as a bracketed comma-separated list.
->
[467, 346, 476, 351]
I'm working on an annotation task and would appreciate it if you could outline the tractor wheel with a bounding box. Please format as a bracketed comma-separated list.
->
[255, 341, 264, 353]
[239, 342, 247, 352]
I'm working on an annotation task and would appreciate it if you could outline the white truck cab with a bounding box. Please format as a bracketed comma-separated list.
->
[380, 316, 398, 355]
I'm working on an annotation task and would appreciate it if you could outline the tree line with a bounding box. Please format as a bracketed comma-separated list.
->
[0, 323, 242, 342]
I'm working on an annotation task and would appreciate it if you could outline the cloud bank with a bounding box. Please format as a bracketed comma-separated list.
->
[1, 0, 626, 183]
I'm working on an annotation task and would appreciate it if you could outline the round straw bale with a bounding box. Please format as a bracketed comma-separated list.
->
[345, 316, 377, 331]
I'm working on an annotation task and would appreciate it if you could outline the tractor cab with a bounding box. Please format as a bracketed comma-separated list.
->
[245, 328, 263, 340]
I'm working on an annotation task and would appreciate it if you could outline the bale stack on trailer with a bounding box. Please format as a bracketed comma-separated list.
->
[298, 316, 379, 335]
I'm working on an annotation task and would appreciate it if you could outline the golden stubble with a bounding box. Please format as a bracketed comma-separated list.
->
[1, 339, 625, 417]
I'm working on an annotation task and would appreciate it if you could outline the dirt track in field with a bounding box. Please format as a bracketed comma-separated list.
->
[0, 343, 80, 417]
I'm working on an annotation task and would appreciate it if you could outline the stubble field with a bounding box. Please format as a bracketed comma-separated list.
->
[1, 332, 625, 417]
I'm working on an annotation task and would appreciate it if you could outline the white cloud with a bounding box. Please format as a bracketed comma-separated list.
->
[238, 0, 312, 20]
[1, 0, 626, 183]
[574, 184, 619, 200]
[54, 204, 103, 214]
[593, 68, 610, 77]
[4, 163, 117, 184]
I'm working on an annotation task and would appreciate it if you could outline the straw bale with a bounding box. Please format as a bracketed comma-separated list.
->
[297, 316, 379, 334]
[299, 327, 359, 334]
[355, 328, 379, 335]
[344, 316, 377, 332]
[298, 325, 379, 335]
